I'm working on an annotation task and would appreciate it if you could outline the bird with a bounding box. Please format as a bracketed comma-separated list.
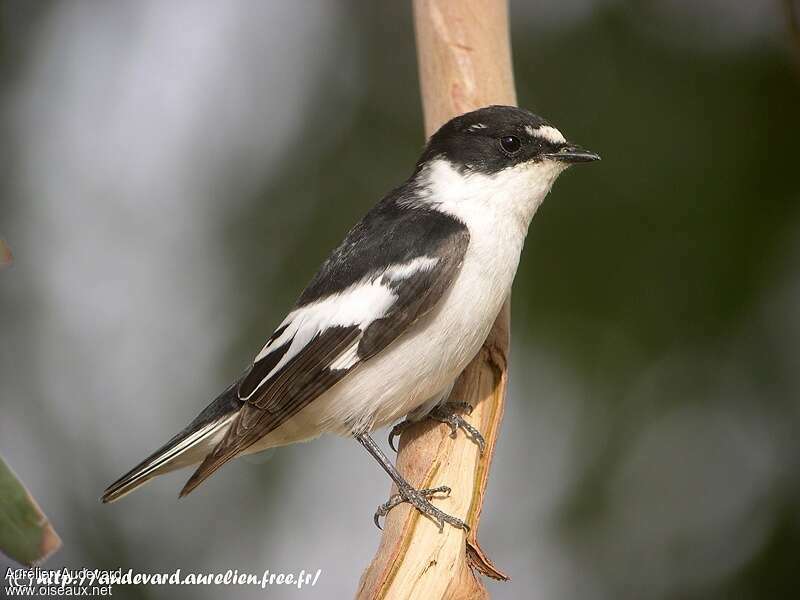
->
[101, 105, 599, 530]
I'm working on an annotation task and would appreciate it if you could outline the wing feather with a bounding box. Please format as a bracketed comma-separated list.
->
[180, 201, 470, 496]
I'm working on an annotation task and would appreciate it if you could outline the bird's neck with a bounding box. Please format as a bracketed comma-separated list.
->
[414, 158, 562, 237]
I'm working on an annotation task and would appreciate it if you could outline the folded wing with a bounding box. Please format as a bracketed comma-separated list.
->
[180, 199, 469, 496]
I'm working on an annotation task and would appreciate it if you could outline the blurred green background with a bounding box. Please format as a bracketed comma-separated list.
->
[1, 1, 799, 598]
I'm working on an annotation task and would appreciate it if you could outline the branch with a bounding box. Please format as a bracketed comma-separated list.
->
[357, 1, 516, 596]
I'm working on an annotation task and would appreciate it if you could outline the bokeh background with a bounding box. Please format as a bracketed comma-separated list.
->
[1, 1, 799, 598]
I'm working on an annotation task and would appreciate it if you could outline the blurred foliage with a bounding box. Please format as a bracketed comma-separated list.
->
[0, 231, 57, 568]
[0, 456, 60, 565]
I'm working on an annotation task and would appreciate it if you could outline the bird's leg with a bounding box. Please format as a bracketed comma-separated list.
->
[388, 401, 485, 454]
[354, 432, 468, 532]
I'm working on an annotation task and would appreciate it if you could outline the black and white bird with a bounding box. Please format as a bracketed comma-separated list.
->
[102, 105, 599, 530]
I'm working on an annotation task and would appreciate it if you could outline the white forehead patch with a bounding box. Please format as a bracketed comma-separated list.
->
[467, 123, 487, 132]
[525, 124, 566, 144]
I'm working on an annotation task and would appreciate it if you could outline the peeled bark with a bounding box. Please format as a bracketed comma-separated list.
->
[356, 1, 517, 597]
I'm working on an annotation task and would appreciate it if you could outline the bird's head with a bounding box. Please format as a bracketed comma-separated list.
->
[418, 105, 600, 173]
[414, 105, 600, 227]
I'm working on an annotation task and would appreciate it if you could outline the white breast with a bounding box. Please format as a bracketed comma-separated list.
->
[244, 158, 564, 450]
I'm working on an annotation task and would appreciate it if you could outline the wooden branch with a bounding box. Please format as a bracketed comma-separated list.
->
[357, 1, 516, 597]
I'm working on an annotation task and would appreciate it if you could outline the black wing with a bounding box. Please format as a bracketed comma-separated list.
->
[180, 195, 469, 495]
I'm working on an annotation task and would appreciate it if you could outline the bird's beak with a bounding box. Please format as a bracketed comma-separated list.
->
[542, 144, 601, 164]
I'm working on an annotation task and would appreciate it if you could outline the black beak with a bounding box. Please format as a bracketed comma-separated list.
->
[542, 144, 601, 164]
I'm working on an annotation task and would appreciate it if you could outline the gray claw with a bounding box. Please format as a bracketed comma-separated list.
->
[388, 420, 413, 452]
[448, 401, 474, 415]
[430, 403, 486, 454]
[388, 402, 485, 454]
[373, 485, 468, 532]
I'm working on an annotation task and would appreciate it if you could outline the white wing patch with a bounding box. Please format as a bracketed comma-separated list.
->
[383, 255, 439, 281]
[250, 255, 440, 389]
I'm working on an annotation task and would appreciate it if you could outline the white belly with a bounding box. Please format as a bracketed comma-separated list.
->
[244, 157, 561, 452]
[246, 216, 525, 451]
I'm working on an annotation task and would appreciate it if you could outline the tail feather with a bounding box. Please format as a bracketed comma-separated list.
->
[178, 446, 236, 498]
[101, 375, 244, 503]
[178, 426, 243, 498]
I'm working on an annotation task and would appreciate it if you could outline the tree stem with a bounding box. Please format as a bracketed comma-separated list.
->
[356, 1, 516, 597]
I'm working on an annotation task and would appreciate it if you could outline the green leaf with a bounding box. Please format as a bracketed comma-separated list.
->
[0, 456, 61, 565]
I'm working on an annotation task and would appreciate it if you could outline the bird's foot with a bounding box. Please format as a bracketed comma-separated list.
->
[430, 402, 486, 454]
[388, 402, 485, 453]
[373, 484, 469, 532]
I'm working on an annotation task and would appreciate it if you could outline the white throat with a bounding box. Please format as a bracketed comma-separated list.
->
[416, 158, 566, 234]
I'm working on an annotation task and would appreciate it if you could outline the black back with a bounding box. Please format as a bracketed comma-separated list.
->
[297, 184, 467, 306]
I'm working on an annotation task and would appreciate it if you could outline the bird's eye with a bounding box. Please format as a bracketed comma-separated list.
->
[499, 135, 522, 154]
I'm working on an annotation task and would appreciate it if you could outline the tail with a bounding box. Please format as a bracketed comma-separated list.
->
[101, 375, 245, 503]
